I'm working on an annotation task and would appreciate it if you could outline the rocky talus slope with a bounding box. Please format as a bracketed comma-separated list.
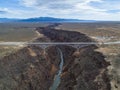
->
[0, 24, 110, 90]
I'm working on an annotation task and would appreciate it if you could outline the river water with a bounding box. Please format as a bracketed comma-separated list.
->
[50, 48, 64, 90]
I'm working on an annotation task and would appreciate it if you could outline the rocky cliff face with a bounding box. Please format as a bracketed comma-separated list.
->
[58, 46, 110, 90]
[0, 46, 61, 90]
[0, 24, 110, 90]
[36, 26, 93, 42]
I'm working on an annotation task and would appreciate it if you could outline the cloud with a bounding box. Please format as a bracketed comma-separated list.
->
[0, 8, 9, 14]
[19, 0, 105, 15]
[106, 9, 120, 13]
[13, 0, 119, 20]
[20, 0, 38, 7]
[1, 0, 120, 20]
[20, 0, 103, 9]
[0, 11, 7, 14]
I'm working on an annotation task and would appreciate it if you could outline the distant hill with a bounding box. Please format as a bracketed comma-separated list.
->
[0, 17, 95, 23]
[0, 18, 19, 22]
[20, 17, 95, 22]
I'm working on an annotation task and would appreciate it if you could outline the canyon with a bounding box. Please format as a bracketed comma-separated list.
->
[0, 24, 110, 90]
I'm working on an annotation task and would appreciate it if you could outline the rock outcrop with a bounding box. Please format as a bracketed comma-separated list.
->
[58, 45, 110, 90]
[0, 46, 61, 90]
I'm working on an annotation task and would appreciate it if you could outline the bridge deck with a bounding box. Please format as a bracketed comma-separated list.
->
[0, 42, 120, 45]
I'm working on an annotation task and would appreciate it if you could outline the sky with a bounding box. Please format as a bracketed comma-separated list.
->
[0, 0, 120, 21]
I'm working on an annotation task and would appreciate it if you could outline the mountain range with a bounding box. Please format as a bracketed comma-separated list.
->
[0, 17, 95, 23]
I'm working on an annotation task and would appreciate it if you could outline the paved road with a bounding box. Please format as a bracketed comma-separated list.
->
[0, 41, 120, 45]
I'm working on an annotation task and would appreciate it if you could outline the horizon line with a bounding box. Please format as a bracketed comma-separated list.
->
[0, 17, 120, 22]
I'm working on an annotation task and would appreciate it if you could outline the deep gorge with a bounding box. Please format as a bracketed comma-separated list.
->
[0, 24, 110, 90]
